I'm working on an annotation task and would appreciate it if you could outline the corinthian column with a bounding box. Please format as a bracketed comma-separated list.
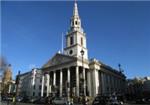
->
[53, 71, 56, 86]
[46, 73, 50, 97]
[93, 69, 99, 97]
[60, 70, 63, 97]
[53, 71, 56, 95]
[49, 73, 51, 94]
[83, 68, 86, 96]
[76, 66, 79, 96]
[41, 75, 44, 97]
[67, 68, 70, 97]
[87, 70, 91, 96]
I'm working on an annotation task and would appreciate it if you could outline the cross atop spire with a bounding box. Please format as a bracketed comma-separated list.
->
[73, 0, 79, 17]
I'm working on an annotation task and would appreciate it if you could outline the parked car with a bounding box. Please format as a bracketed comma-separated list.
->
[6, 97, 13, 102]
[107, 95, 124, 105]
[118, 101, 123, 105]
[117, 96, 124, 105]
[2, 96, 7, 101]
[135, 98, 146, 104]
[29, 98, 37, 103]
[92, 96, 107, 105]
[16, 96, 23, 102]
[107, 99, 120, 105]
[33, 97, 46, 104]
[52, 97, 67, 105]
[21, 97, 30, 103]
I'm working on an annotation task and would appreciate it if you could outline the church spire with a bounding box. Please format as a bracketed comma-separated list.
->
[69, 1, 83, 33]
[73, 0, 79, 17]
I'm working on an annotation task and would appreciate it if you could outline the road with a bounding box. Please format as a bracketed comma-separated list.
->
[0, 101, 150, 105]
[0, 102, 35, 105]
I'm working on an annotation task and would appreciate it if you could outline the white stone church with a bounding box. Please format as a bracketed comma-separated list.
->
[18, 1, 126, 99]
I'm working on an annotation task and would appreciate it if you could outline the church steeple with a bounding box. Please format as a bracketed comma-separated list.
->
[64, 1, 88, 60]
[69, 1, 83, 33]
[73, 1, 79, 17]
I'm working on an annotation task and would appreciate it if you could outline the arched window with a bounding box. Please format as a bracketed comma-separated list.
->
[81, 37, 83, 46]
[75, 21, 78, 25]
[70, 36, 74, 45]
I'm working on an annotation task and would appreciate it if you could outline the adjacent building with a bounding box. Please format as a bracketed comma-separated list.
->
[18, 69, 42, 99]
[126, 77, 150, 100]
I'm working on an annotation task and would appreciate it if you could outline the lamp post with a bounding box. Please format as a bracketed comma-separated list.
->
[118, 63, 124, 73]
[80, 49, 85, 96]
[80, 50, 84, 70]
[15, 71, 20, 105]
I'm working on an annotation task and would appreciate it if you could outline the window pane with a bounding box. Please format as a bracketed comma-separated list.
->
[70, 36, 74, 45]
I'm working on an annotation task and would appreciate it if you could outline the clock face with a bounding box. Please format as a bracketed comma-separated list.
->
[69, 50, 73, 55]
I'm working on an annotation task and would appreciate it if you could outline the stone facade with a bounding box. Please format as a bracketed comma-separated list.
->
[126, 77, 150, 100]
[40, 2, 126, 98]
[18, 69, 42, 98]
[18, 1, 126, 99]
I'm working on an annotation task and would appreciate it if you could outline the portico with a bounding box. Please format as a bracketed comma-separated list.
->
[41, 53, 90, 97]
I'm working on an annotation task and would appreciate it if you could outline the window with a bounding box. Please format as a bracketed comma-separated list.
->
[44, 86, 47, 91]
[75, 21, 78, 25]
[39, 92, 41, 96]
[44, 93, 46, 97]
[69, 50, 73, 55]
[70, 36, 74, 45]
[81, 37, 83, 46]
[33, 92, 35, 96]
[107, 87, 109, 91]
[39, 85, 41, 90]
[33, 85, 36, 89]
[106, 75, 109, 83]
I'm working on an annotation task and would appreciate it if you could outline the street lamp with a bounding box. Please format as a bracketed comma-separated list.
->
[80, 49, 84, 68]
[118, 63, 124, 73]
[80, 49, 85, 96]
[15, 71, 20, 105]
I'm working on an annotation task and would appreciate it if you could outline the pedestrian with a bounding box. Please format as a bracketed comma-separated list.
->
[78, 97, 81, 104]
[82, 96, 85, 105]
[70, 97, 73, 105]
[45, 96, 50, 105]
[7, 98, 9, 105]
[12, 96, 16, 105]
[47, 96, 51, 105]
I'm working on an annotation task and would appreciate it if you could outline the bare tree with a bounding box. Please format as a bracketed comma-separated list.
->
[0, 56, 8, 80]
[0, 56, 7, 69]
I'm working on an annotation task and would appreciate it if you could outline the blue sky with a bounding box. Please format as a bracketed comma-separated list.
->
[1, 1, 150, 79]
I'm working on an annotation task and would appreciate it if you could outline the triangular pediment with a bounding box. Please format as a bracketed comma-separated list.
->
[42, 53, 76, 68]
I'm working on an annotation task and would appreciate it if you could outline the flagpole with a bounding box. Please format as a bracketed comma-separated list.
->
[61, 32, 64, 54]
